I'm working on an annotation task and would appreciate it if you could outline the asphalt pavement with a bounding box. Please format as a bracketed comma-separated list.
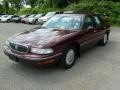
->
[0, 23, 120, 90]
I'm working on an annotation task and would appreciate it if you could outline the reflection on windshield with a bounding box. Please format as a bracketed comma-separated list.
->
[28, 15, 35, 18]
[42, 15, 82, 30]
[35, 14, 42, 18]
[45, 12, 55, 17]
[7, 15, 12, 18]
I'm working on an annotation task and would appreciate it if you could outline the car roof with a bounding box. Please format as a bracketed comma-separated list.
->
[54, 14, 85, 18]
[59, 12, 85, 16]
[63, 11, 102, 16]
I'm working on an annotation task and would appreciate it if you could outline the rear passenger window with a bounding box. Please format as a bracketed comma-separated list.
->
[93, 16, 102, 26]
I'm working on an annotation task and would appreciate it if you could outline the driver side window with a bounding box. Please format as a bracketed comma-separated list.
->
[83, 16, 93, 30]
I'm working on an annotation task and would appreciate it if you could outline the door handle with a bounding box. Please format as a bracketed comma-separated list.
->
[104, 27, 107, 29]
[94, 30, 97, 33]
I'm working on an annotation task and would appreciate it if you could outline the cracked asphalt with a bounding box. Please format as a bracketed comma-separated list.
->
[0, 23, 120, 90]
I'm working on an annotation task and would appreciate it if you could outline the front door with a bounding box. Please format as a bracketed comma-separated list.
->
[79, 15, 98, 51]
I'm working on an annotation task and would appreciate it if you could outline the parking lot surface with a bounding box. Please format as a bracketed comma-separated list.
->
[0, 23, 120, 90]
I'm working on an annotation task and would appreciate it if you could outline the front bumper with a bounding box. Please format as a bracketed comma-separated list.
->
[1, 19, 7, 22]
[3, 45, 62, 66]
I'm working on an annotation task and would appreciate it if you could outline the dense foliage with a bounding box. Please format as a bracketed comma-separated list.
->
[0, 0, 120, 25]
[66, 1, 120, 25]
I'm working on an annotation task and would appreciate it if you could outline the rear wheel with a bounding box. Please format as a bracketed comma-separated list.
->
[99, 33, 108, 45]
[60, 45, 77, 69]
[35, 20, 38, 24]
[7, 19, 10, 23]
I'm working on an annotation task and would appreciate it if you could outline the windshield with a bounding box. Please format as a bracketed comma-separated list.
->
[28, 15, 35, 18]
[7, 15, 13, 18]
[1, 15, 8, 18]
[42, 15, 83, 30]
[45, 12, 56, 17]
[35, 14, 42, 18]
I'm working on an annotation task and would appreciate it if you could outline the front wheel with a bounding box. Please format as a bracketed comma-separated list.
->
[60, 45, 77, 69]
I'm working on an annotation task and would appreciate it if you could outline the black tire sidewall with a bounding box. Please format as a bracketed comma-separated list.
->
[60, 45, 77, 69]
[35, 19, 38, 24]
[103, 34, 108, 44]
[99, 33, 108, 45]
[7, 20, 10, 23]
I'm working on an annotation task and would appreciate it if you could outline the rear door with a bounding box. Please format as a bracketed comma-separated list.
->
[92, 15, 106, 42]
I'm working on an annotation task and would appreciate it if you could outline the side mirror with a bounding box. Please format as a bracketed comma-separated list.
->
[87, 26, 94, 31]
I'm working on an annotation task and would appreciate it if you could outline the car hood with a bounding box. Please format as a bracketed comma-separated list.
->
[1, 17, 8, 20]
[39, 16, 50, 21]
[9, 28, 77, 48]
[40, 16, 48, 19]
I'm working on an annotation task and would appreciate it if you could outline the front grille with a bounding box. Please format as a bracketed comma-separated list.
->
[9, 42, 28, 53]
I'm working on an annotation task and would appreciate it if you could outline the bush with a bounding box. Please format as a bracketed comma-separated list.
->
[17, 1, 120, 25]
[17, 7, 63, 15]
[17, 8, 31, 15]
[65, 1, 120, 25]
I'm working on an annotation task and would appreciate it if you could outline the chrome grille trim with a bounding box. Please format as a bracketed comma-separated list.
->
[9, 41, 29, 53]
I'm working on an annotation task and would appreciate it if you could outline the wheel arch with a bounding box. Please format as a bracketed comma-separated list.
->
[106, 30, 110, 40]
[65, 42, 81, 57]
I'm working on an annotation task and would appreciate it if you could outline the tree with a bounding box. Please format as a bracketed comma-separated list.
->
[3, 0, 9, 14]
[9, 0, 22, 10]
[28, 0, 36, 8]
[46, 0, 78, 8]
[36, 0, 44, 7]
[0, 4, 4, 13]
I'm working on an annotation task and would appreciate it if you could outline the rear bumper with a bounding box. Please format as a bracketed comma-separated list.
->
[3, 45, 62, 66]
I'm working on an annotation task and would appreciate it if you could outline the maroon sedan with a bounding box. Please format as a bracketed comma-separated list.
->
[3, 12, 111, 69]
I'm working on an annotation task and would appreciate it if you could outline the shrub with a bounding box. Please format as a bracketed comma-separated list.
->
[65, 1, 120, 25]
[18, 7, 63, 15]
[16, 1, 120, 25]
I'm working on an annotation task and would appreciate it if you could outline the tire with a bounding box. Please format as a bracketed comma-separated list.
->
[60, 45, 77, 69]
[99, 33, 108, 46]
[7, 20, 10, 23]
[35, 20, 38, 24]
[15, 20, 18, 23]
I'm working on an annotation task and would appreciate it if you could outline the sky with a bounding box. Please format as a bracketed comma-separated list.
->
[0, 0, 3, 4]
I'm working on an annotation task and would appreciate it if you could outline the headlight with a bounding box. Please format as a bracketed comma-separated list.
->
[31, 48, 54, 54]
